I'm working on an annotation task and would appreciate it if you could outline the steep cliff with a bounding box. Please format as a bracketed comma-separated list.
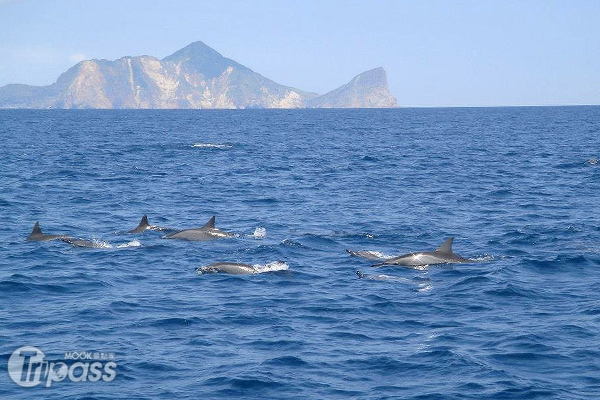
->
[0, 42, 397, 109]
[307, 67, 397, 108]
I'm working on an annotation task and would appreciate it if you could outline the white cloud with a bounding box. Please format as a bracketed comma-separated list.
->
[69, 53, 87, 64]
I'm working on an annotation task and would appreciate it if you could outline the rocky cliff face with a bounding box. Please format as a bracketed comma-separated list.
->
[307, 68, 397, 108]
[0, 41, 397, 109]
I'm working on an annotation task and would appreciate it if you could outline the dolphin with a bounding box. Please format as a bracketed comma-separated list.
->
[128, 215, 151, 233]
[26, 222, 71, 241]
[61, 238, 98, 248]
[163, 216, 234, 241]
[128, 215, 173, 233]
[196, 261, 287, 275]
[372, 237, 475, 267]
[196, 262, 259, 275]
[346, 249, 388, 260]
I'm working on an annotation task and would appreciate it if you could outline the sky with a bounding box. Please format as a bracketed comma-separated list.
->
[0, 0, 598, 107]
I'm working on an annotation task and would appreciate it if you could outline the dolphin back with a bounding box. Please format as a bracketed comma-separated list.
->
[197, 262, 256, 275]
[27, 222, 69, 241]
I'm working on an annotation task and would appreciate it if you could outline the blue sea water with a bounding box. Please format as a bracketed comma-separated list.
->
[0, 107, 599, 399]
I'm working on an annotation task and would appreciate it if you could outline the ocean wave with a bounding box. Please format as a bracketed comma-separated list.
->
[450, 275, 493, 289]
[281, 239, 307, 248]
[262, 356, 308, 366]
[191, 143, 232, 149]
[206, 376, 285, 390]
[485, 283, 536, 298]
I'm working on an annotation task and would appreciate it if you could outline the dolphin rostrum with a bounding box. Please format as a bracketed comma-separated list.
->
[163, 216, 234, 241]
[372, 237, 475, 267]
[26, 222, 70, 241]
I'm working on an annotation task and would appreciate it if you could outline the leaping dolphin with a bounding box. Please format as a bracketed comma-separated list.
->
[371, 237, 476, 267]
[163, 216, 234, 241]
[26, 222, 70, 242]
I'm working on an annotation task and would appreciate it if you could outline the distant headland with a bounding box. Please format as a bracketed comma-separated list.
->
[0, 41, 398, 109]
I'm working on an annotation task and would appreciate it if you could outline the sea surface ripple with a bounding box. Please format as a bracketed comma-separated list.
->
[0, 108, 599, 399]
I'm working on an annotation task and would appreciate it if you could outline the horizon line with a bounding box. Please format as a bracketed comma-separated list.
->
[0, 104, 599, 111]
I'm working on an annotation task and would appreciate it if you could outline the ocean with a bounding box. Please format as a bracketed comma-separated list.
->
[0, 107, 599, 399]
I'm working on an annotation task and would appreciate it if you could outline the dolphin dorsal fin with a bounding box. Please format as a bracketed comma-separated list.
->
[31, 222, 42, 235]
[139, 215, 150, 228]
[435, 237, 454, 253]
[202, 216, 216, 229]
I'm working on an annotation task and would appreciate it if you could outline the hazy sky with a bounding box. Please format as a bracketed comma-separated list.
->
[0, 0, 598, 106]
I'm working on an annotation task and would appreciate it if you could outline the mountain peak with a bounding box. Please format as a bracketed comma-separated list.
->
[162, 41, 247, 79]
[164, 41, 224, 61]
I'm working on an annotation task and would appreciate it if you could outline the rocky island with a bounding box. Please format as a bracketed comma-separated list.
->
[0, 41, 398, 109]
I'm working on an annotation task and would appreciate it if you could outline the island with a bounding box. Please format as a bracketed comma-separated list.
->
[0, 41, 398, 109]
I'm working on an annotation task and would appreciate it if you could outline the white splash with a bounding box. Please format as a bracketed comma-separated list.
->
[86, 238, 111, 249]
[117, 239, 142, 248]
[207, 229, 237, 238]
[251, 261, 289, 274]
[84, 239, 142, 249]
[191, 143, 232, 149]
[248, 227, 267, 239]
[418, 283, 433, 292]
[471, 255, 495, 262]
[367, 251, 395, 259]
